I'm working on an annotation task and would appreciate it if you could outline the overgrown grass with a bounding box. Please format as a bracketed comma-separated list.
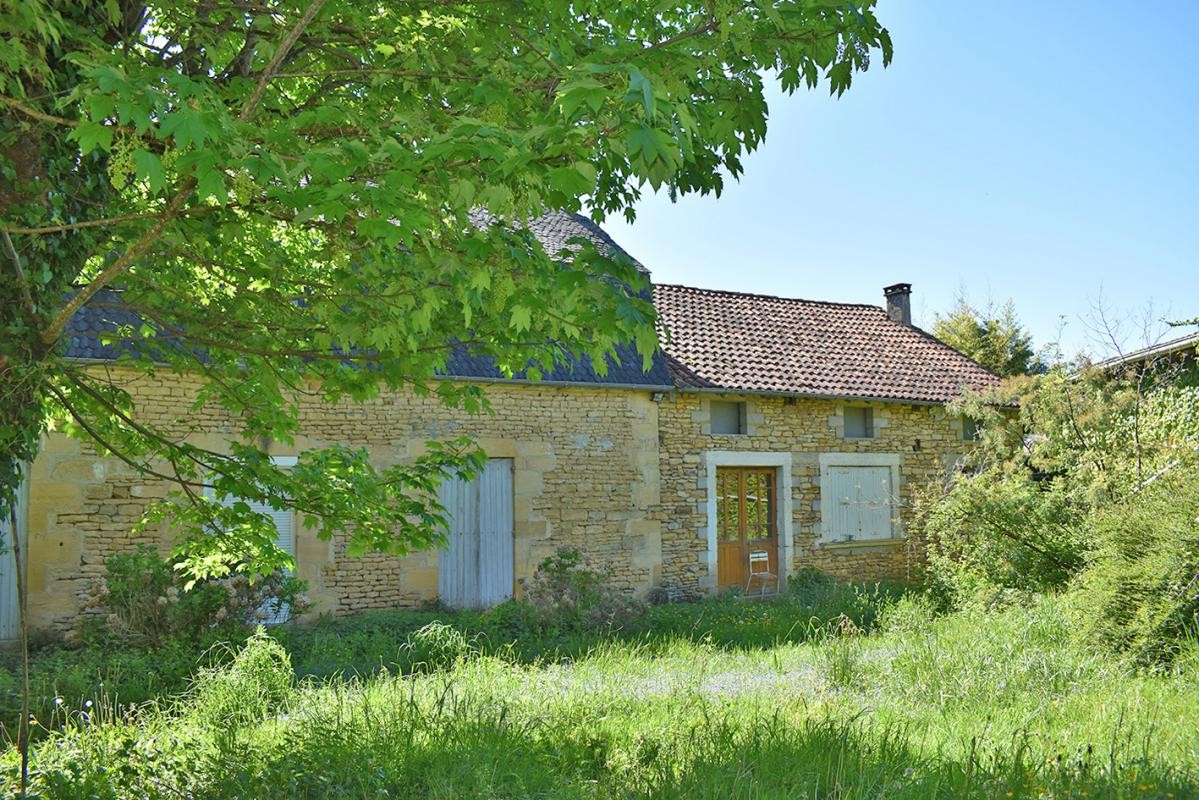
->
[4, 596, 1199, 798]
[0, 571, 899, 736]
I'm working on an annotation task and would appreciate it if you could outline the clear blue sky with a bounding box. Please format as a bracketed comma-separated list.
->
[601, 0, 1199, 361]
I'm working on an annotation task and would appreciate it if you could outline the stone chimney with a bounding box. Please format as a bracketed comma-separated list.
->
[884, 283, 912, 325]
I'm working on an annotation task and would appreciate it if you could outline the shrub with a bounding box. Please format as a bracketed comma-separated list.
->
[524, 548, 643, 633]
[84, 546, 311, 646]
[1066, 467, 1199, 666]
[787, 569, 902, 628]
[919, 469, 1091, 604]
[190, 629, 293, 729]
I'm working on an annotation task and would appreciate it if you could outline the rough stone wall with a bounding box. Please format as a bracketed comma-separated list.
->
[24, 368, 662, 631]
[656, 393, 972, 594]
[23, 363, 975, 634]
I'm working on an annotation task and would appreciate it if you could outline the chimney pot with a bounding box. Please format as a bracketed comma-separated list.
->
[884, 283, 912, 325]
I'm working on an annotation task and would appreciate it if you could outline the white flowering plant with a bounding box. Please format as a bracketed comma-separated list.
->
[82, 546, 311, 647]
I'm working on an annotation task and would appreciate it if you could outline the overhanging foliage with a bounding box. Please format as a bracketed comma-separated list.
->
[1, 0, 892, 576]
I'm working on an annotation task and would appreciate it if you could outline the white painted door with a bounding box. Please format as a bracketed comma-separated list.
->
[438, 459, 514, 609]
[0, 466, 29, 641]
[827, 465, 894, 541]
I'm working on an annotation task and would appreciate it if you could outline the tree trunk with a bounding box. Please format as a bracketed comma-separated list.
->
[9, 501, 30, 799]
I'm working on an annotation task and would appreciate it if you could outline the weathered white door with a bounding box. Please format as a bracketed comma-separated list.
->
[438, 458, 514, 609]
[827, 465, 893, 541]
[0, 466, 29, 641]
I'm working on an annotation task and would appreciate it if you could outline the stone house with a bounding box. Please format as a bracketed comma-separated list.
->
[0, 214, 999, 635]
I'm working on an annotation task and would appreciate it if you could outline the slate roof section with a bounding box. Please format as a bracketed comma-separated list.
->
[652, 283, 1001, 404]
[63, 210, 672, 387]
[443, 343, 670, 386]
[521, 210, 646, 271]
[64, 290, 176, 362]
[465, 209, 647, 274]
[64, 294, 671, 387]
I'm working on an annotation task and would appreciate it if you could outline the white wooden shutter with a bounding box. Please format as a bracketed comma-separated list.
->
[0, 464, 28, 641]
[208, 487, 295, 624]
[438, 459, 513, 609]
[827, 465, 894, 541]
[209, 493, 295, 559]
[855, 466, 894, 539]
[827, 467, 857, 542]
[438, 470, 479, 609]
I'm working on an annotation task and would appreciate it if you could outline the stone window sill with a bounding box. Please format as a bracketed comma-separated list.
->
[818, 537, 905, 551]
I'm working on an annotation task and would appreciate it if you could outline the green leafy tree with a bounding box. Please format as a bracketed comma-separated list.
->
[0, 4, 886, 782]
[1, 2, 891, 573]
[933, 297, 1044, 377]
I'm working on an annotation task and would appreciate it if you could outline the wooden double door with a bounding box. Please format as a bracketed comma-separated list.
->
[715, 467, 779, 591]
[438, 459, 514, 609]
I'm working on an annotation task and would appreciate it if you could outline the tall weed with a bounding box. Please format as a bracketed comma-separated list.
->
[189, 629, 293, 730]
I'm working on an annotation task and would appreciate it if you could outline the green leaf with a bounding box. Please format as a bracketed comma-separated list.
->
[557, 78, 607, 118]
[627, 66, 655, 118]
[548, 162, 596, 196]
[159, 110, 212, 150]
[70, 120, 113, 154]
[450, 178, 475, 206]
[627, 125, 676, 166]
[132, 149, 165, 192]
[509, 305, 532, 332]
[195, 162, 226, 202]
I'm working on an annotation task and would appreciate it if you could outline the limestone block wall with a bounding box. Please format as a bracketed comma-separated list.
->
[656, 393, 971, 594]
[24, 367, 663, 632]
[22, 362, 975, 634]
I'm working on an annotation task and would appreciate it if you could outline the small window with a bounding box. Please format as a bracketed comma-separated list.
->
[843, 407, 874, 439]
[961, 415, 980, 441]
[710, 400, 747, 435]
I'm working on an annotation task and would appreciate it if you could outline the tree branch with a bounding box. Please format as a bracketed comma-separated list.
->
[46, 382, 209, 490]
[39, 0, 327, 348]
[239, 0, 328, 123]
[2, 205, 226, 236]
[0, 95, 78, 128]
[1, 231, 34, 316]
[641, 19, 720, 53]
[40, 180, 197, 347]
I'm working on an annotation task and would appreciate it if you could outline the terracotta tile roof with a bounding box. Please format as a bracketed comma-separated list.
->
[653, 283, 1001, 404]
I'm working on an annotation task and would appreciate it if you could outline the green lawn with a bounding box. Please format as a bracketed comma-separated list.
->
[4, 595, 1199, 799]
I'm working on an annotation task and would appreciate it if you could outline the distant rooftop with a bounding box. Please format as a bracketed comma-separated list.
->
[1089, 331, 1199, 372]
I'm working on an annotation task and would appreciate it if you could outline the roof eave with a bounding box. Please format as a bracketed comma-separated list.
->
[67, 356, 675, 393]
[673, 384, 980, 407]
